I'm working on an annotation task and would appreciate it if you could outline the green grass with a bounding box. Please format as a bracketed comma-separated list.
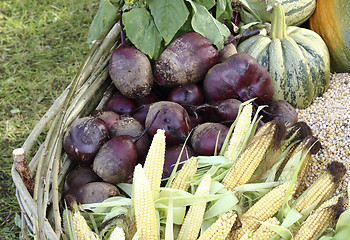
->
[0, 0, 99, 238]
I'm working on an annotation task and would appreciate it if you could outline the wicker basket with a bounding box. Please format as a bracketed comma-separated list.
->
[11, 20, 121, 239]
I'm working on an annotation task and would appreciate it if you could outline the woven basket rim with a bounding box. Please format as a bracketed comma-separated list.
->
[11, 21, 121, 239]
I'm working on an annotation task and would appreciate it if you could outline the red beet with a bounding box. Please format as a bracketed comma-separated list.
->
[93, 135, 138, 184]
[94, 111, 120, 129]
[203, 53, 273, 105]
[194, 98, 242, 124]
[167, 84, 204, 106]
[132, 104, 150, 127]
[109, 44, 153, 99]
[134, 92, 158, 106]
[262, 100, 298, 127]
[145, 101, 191, 146]
[63, 117, 109, 163]
[65, 182, 120, 204]
[190, 122, 230, 156]
[103, 94, 137, 115]
[110, 116, 150, 160]
[154, 32, 218, 87]
[63, 166, 102, 193]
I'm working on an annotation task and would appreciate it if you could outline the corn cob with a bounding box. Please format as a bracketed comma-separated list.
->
[276, 122, 312, 177]
[144, 129, 166, 192]
[133, 164, 159, 240]
[291, 136, 321, 197]
[294, 196, 344, 240]
[72, 210, 96, 240]
[176, 173, 211, 240]
[109, 226, 125, 240]
[293, 161, 346, 213]
[253, 217, 280, 240]
[171, 157, 198, 191]
[231, 182, 296, 239]
[224, 103, 253, 162]
[223, 120, 286, 190]
[197, 210, 239, 240]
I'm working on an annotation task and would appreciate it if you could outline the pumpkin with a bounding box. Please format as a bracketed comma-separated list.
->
[309, 0, 350, 72]
[244, 0, 316, 26]
[237, 4, 330, 109]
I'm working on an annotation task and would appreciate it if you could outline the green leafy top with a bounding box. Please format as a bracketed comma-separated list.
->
[88, 0, 237, 59]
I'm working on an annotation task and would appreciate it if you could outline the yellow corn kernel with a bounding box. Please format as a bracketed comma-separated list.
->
[109, 226, 125, 240]
[253, 217, 280, 240]
[197, 210, 239, 240]
[294, 196, 343, 240]
[224, 103, 253, 162]
[239, 230, 254, 240]
[232, 182, 296, 239]
[177, 173, 211, 240]
[133, 164, 159, 240]
[223, 121, 284, 190]
[72, 210, 95, 240]
[293, 161, 346, 213]
[171, 157, 198, 191]
[144, 129, 166, 192]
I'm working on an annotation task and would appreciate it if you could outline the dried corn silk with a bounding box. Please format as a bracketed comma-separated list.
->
[297, 73, 350, 195]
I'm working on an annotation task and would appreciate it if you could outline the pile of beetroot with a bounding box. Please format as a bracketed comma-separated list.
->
[62, 31, 298, 204]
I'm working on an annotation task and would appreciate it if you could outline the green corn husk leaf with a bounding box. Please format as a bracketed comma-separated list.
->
[193, 156, 232, 184]
[235, 182, 281, 213]
[81, 197, 132, 232]
[278, 138, 318, 183]
[82, 197, 132, 214]
[155, 184, 237, 228]
[267, 140, 300, 183]
[277, 126, 303, 168]
[277, 148, 305, 183]
[254, 140, 299, 183]
[257, 219, 293, 240]
[117, 183, 133, 197]
[280, 208, 303, 228]
[213, 129, 221, 156]
[155, 187, 230, 208]
[250, 147, 283, 183]
[278, 172, 301, 220]
[157, 202, 186, 225]
[164, 191, 174, 240]
[102, 206, 130, 223]
[204, 181, 239, 220]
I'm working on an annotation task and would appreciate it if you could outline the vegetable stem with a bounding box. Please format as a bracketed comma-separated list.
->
[270, 4, 287, 40]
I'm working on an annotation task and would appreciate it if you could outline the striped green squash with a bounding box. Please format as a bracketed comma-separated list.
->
[245, 0, 316, 26]
[238, 4, 330, 109]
